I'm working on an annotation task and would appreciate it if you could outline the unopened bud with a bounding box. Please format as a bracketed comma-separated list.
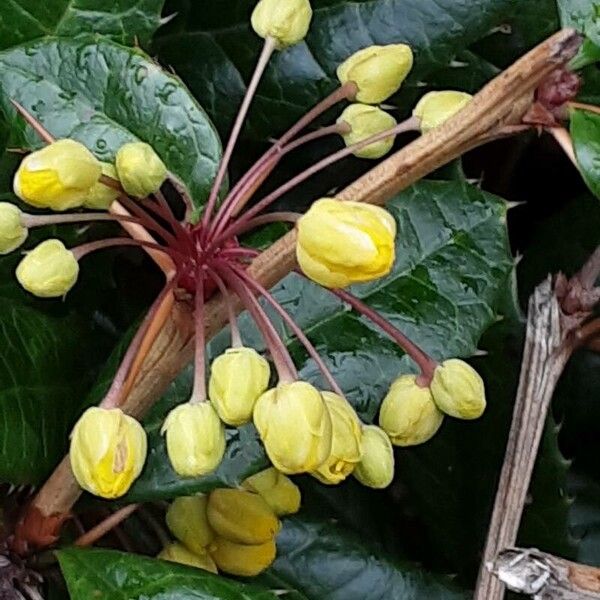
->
[209, 536, 276, 577]
[337, 44, 413, 104]
[242, 467, 301, 516]
[207, 488, 280, 545]
[251, 0, 312, 48]
[115, 142, 167, 197]
[158, 542, 218, 573]
[379, 374, 444, 446]
[412, 91, 472, 132]
[83, 163, 120, 210]
[0, 203, 27, 254]
[430, 359, 486, 419]
[338, 104, 397, 159]
[16, 239, 79, 298]
[353, 425, 394, 489]
[166, 495, 214, 554]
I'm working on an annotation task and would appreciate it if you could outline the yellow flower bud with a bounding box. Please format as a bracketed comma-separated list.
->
[251, 0, 312, 48]
[209, 537, 276, 577]
[253, 381, 332, 474]
[16, 239, 79, 298]
[0, 203, 27, 255]
[296, 197, 396, 288]
[161, 402, 226, 478]
[13, 139, 101, 211]
[338, 104, 397, 159]
[83, 163, 120, 210]
[430, 359, 486, 419]
[69, 407, 147, 499]
[158, 542, 218, 573]
[209, 347, 270, 426]
[207, 488, 280, 545]
[379, 375, 444, 446]
[353, 425, 394, 489]
[115, 142, 167, 197]
[312, 393, 362, 485]
[166, 495, 214, 554]
[412, 91, 472, 133]
[337, 44, 414, 104]
[242, 467, 301, 516]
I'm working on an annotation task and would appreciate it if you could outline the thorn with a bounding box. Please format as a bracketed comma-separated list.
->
[449, 60, 469, 68]
[490, 24, 512, 35]
[10, 100, 54, 144]
[494, 314, 505, 323]
[514, 253, 523, 266]
[159, 12, 179, 26]
[505, 200, 525, 211]
[379, 103, 398, 111]
[6, 147, 28, 154]
[472, 348, 489, 357]
[415, 81, 428, 88]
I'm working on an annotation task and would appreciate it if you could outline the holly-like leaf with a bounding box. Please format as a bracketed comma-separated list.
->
[0, 37, 221, 208]
[155, 0, 517, 140]
[0, 0, 165, 49]
[571, 109, 600, 199]
[57, 547, 281, 600]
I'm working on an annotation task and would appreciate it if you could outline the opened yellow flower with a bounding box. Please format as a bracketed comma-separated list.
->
[353, 425, 394, 489]
[242, 467, 301, 516]
[312, 392, 362, 484]
[338, 104, 397, 159]
[166, 495, 214, 554]
[430, 359, 486, 419]
[83, 162, 120, 210]
[0, 203, 27, 255]
[207, 488, 280, 545]
[337, 44, 414, 104]
[379, 374, 444, 446]
[413, 91, 473, 132]
[69, 407, 147, 499]
[253, 381, 332, 474]
[115, 142, 167, 197]
[13, 139, 101, 211]
[158, 542, 218, 573]
[296, 197, 396, 288]
[16, 239, 79, 298]
[161, 402, 226, 477]
[251, 0, 312, 48]
[209, 347, 270, 426]
[209, 536, 276, 577]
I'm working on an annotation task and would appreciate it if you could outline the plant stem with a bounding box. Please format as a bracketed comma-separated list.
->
[232, 265, 344, 395]
[330, 287, 438, 382]
[206, 266, 242, 347]
[201, 37, 277, 237]
[22, 212, 142, 228]
[191, 270, 207, 402]
[71, 237, 185, 264]
[219, 212, 300, 241]
[74, 504, 140, 547]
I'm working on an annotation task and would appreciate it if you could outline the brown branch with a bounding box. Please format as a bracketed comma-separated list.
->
[74, 504, 140, 548]
[490, 548, 600, 598]
[15, 29, 581, 552]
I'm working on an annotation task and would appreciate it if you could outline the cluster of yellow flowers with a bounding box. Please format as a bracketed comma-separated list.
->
[158, 468, 300, 576]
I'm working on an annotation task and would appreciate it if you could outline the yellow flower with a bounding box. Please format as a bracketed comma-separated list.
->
[13, 139, 101, 211]
[166, 495, 214, 554]
[16, 239, 79, 298]
[115, 142, 167, 197]
[69, 407, 147, 499]
[242, 467, 301, 516]
[207, 488, 280, 545]
[158, 542, 218, 573]
[413, 91, 472, 133]
[337, 44, 414, 104]
[296, 197, 396, 288]
[0, 203, 27, 255]
[209, 537, 277, 577]
[161, 402, 226, 477]
[430, 359, 486, 419]
[83, 162, 120, 210]
[209, 347, 270, 426]
[312, 393, 362, 485]
[251, 0, 312, 48]
[338, 104, 397, 159]
[353, 425, 394, 489]
[379, 374, 444, 446]
[253, 381, 332, 474]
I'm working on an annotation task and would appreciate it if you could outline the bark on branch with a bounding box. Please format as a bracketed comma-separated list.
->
[16, 29, 581, 550]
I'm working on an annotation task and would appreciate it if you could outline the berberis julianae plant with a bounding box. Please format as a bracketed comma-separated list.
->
[2, 0, 488, 577]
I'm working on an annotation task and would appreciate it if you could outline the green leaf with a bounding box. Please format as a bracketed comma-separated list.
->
[155, 0, 517, 140]
[0, 37, 221, 208]
[258, 517, 467, 600]
[0, 0, 165, 49]
[57, 547, 280, 599]
[571, 109, 600, 199]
